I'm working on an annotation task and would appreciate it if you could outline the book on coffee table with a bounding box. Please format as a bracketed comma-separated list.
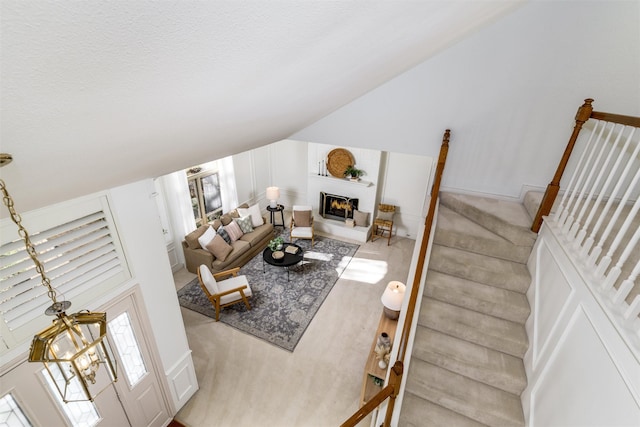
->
[285, 245, 299, 254]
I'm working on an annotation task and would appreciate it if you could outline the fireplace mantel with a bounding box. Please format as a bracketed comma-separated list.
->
[309, 173, 373, 187]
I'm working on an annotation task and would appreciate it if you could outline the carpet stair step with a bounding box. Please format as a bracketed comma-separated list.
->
[425, 270, 530, 324]
[399, 392, 488, 427]
[404, 360, 525, 427]
[440, 192, 536, 246]
[419, 298, 528, 358]
[429, 245, 531, 294]
[435, 206, 532, 263]
[411, 326, 527, 395]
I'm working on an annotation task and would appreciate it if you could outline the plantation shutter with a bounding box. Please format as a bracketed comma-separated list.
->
[0, 195, 130, 352]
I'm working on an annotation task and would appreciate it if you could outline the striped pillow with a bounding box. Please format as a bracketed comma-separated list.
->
[224, 220, 244, 242]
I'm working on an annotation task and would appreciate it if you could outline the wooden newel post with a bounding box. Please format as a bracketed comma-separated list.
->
[382, 361, 404, 427]
[531, 99, 593, 232]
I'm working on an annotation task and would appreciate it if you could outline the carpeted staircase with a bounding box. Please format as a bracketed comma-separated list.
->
[399, 192, 537, 426]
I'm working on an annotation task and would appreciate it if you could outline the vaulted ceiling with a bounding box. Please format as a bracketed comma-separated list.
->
[0, 1, 523, 214]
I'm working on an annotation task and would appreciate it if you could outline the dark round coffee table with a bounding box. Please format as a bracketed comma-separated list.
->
[263, 243, 304, 281]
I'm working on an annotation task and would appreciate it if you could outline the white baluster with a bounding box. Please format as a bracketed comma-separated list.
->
[578, 127, 637, 248]
[588, 245, 603, 268]
[598, 259, 615, 284]
[574, 125, 626, 244]
[589, 167, 640, 269]
[623, 295, 640, 323]
[562, 122, 608, 231]
[613, 280, 635, 305]
[613, 259, 640, 305]
[569, 123, 617, 240]
[580, 234, 594, 258]
[554, 120, 603, 224]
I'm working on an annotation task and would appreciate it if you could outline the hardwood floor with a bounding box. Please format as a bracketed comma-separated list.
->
[172, 231, 416, 427]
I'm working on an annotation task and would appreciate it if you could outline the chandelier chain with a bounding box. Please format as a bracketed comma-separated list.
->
[0, 179, 58, 303]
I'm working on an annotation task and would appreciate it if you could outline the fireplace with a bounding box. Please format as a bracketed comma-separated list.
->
[320, 192, 359, 221]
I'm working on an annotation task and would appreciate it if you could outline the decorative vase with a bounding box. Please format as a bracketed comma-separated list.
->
[377, 332, 391, 350]
[276, 243, 283, 251]
[378, 359, 387, 369]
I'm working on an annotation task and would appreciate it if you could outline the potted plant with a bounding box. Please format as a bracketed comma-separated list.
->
[343, 165, 365, 181]
[268, 236, 284, 251]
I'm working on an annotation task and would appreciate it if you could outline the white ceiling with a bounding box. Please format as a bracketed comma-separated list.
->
[0, 1, 523, 214]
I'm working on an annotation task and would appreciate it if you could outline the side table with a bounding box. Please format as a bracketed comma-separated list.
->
[267, 204, 285, 227]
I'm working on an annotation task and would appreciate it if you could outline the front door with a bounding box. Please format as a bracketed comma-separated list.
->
[0, 288, 170, 427]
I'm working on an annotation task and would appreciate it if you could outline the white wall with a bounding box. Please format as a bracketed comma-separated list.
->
[108, 180, 198, 411]
[269, 139, 309, 209]
[292, 1, 640, 199]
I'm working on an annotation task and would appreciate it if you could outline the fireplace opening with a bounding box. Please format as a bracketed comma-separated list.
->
[320, 192, 359, 221]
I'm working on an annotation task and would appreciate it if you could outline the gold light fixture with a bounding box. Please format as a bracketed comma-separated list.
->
[1, 154, 117, 402]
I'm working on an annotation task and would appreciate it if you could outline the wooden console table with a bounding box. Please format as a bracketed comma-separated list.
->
[360, 312, 398, 406]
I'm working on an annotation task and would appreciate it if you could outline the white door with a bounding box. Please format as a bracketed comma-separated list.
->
[106, 294, 170, 427]
[0, 289, 170, 427]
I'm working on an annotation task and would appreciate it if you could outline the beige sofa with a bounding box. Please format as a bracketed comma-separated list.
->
[182, 203, 275, 274]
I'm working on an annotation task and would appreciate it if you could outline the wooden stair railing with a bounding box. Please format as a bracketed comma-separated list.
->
[341, 129, 450, 427]
[532, 98, 640, 232]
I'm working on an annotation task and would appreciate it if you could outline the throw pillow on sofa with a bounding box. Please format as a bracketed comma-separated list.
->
[197, 225, 216, 249]
[185, 224, 210, 249]
[235, 216, 254, 234]
[237, 203, 263, 228]
[205, 234, 233, 261]
[224, 220, 244, 242]
[219, 214, 233, 226]
[216, 225, 232, 244]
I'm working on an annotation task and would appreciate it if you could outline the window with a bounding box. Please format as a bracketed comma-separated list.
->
[42, 366, 100, 427]
[188, 171, 222, 226]
[0, 393, 32, 427]
[108, 312, 147, 387]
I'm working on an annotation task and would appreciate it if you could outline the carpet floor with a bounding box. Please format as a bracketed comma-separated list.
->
[177, 233, 359, 351]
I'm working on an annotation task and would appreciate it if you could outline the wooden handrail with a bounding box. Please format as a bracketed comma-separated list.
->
[397, 129, 449, 362]
[531, 98, 640, 233]
[341, 129, 451, 427]
[591, 111, 640, 128]
[340, 362, 403, 427]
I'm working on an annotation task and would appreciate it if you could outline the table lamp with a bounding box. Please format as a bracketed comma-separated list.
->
[381, 281, 406, 319]
[266, 186, 280, 208]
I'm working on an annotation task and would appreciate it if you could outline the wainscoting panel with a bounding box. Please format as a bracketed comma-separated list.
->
[532, 305, 639, 426]
[532, 240, 574, 367]
[523, 225, 640, 426]
[166, 351, 198, 410]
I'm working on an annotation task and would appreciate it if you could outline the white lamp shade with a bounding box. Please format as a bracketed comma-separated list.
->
[266, 187, 280, 205]
[381, 281, 406, 311]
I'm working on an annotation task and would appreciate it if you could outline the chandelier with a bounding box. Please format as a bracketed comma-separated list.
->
[0, 153, 117, 402]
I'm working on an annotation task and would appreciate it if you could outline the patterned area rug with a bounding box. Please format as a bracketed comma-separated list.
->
[177, 231, 359, 351]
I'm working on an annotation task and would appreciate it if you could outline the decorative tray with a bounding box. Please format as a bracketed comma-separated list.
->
[272, 251, 284, 261]
[327, 148, 355, 178]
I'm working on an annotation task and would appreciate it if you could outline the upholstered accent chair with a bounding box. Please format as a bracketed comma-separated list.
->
[197, 264, 252, 321]
[290, 205, 314, 247]
[372, 203, 396, 245]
